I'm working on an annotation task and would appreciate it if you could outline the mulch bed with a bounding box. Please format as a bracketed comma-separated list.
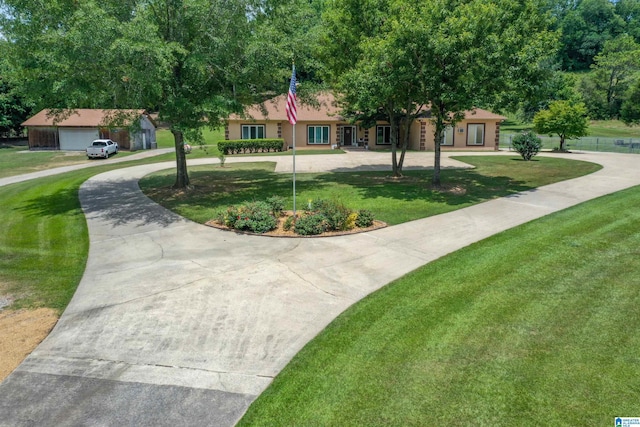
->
[205, 211, 387, 238]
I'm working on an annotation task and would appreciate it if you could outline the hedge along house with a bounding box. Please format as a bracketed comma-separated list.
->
[22, 109, 157, 151]
[225, 92, 506, 151]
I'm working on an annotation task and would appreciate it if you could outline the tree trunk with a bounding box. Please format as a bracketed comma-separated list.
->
[432, 108, 446, 187]
[397, 118, 411, 172]
[559, 135, 566, 152]
[172, 129, 190, 188]
[390, 116, 401, 177]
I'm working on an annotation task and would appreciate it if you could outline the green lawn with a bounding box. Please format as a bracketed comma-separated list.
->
[140, 156, 601, 226]
[501, 118, 640, 138]
[0, 172, 92, 312]
[238, 184, 640, 426]
[0, 145, 90, 178]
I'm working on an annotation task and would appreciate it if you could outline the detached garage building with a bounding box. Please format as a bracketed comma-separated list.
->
[22, 109, 157, 151]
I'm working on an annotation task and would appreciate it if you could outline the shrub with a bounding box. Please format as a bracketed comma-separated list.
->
[345, 212, 358, 230]
[283, 215, 296, 231]
[225, 201, 277, 234]
[355, 209, 375, 228]
[266, 196, 285, 217]
[295, 213, 328, 236]
[310, 199, 351, 231]
[512, 131, 542, 161]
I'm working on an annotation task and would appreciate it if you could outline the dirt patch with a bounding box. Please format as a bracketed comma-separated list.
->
[0, 308, 58, 381]
[206, 210, 387, 237]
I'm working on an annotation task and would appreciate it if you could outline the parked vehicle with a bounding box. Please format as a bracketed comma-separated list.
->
[86, 139, 118, 159]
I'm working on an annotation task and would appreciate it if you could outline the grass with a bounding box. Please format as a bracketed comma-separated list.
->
[238, 184, 640, 426]
[0, 172, 92, 312]
[0, 152, 221, 312]
[140, 156, 601, 226]
[0, 144, 90, 178]
[501, 118, 640, 138]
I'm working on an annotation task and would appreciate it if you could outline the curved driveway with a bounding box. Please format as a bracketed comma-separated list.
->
[0, 151, 639, 426]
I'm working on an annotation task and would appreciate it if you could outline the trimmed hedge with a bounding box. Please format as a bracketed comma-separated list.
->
[218, 139, 285, 155]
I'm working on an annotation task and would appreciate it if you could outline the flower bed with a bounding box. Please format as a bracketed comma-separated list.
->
[207, 198, 386, 237]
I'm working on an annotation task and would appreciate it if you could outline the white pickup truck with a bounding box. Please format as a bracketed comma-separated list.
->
[86, 139, 118, 159]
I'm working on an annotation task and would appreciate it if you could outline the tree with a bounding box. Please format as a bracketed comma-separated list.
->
[320, 0, 424, 178]
[558, 0, 625, 70]
[396, 0, 557, 185]
[0, 44, 32, 137]
[322, 0, 557, 185]
[579, 34, 640, 119]
[533, 100, 589, 151]
[616, 0, 640, 42]
[620, 80, 640, 125]
[0, 0, 268, 188]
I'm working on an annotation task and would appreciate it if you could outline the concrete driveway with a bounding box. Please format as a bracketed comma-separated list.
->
[0, 151, 639, 426]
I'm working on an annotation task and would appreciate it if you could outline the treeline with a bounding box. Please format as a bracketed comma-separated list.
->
[540, 0, 640, 122]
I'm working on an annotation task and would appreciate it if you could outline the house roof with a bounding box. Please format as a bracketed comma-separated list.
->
[233, 92, 341, 122]
[22, 109, 149, 127]
[231, 92, 506, 122]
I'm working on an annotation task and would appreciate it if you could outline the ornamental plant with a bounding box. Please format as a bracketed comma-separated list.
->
[511, 131, 542, 161]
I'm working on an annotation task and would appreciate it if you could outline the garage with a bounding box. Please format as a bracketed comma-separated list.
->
[58, 128, 99, 151]
[23, 109, 157, 151]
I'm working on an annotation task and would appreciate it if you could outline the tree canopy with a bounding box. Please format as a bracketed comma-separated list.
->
[0, 0, 284, 187]
[533, 100, 589, 151]
[322, 0, 558, 185]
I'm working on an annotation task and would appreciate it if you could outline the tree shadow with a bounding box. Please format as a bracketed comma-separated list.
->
[310, 168, 533, 207]
[81, 179, 186, 228]
[16, 187, 83, 218]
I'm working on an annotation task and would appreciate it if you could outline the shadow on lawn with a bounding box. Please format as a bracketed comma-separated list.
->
[17, 187, 82, 218]
[310, 168, 533, 206]
[17, 178, 184, 228]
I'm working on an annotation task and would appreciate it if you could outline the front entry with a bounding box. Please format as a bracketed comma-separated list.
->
[343, 126, 355, 146]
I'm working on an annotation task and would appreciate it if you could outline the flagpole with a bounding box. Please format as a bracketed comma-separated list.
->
[286, 62, 298, 218]
[293, 124, 296, 217]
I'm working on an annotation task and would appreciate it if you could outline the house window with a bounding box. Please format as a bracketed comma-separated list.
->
[241, 125, 265, 139]
[441, 126, 454, 146]
[467, 124, 485, 145]
[376, 126, 391, 145]
[308, 125, 330, 144]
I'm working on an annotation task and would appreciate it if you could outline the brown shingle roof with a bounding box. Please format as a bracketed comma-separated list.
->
[231, 93, 506, 122]
[232, 93, 342, 122]
[22, 109, 147, 127]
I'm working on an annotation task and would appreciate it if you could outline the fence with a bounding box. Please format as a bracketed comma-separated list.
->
[500, 134, 640, 154]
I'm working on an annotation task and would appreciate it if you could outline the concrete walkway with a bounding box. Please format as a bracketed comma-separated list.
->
[0, 151, 638, 426]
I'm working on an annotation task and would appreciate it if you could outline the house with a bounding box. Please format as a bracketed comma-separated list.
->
[226, 93, 506, 151]
[22, 109, 157, 151]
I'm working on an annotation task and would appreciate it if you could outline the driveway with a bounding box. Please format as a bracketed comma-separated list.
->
[0, 151, 639, 426]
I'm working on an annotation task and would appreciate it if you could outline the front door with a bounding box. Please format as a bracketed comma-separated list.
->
[343, 126, 354, 146]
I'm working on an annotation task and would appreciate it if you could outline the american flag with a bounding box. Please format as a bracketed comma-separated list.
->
[286, 65, 297, 125]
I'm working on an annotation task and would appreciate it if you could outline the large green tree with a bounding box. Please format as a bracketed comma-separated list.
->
[1, 0, 270, 188]
[323, 0, 557, 185]
[533, 100, 589, 151]
[579, 34, 640, 119]
[321, 0, 427, 177]
[557, 0, 625, 70]
[620, 80, 640, 125]
[0, 43, 32, 137]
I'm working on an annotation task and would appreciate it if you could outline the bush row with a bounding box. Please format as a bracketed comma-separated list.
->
[214, 197, 375, 236]
[217, 139, 285, 155]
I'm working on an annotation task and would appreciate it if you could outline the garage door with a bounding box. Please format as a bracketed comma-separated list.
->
[59, 128, 100, 151]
